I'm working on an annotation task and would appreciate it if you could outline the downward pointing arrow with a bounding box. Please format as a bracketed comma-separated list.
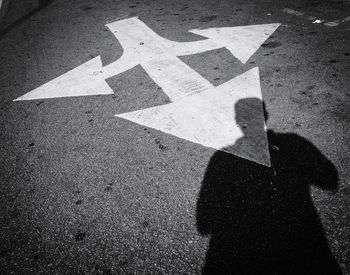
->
[116, 67, 271, 166]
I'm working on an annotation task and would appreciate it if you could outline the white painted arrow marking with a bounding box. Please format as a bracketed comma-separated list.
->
[116, 67, 270, 166]
[14, 17, 279, 101]
[105, 19, 214, 100]
[189, 24, 280, 64]
[12, 18, 280, 165]
[14, 57, 113, 101]
[104, 17, 214, 101]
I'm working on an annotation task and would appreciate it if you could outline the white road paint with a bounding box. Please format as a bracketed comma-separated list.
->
[105, 17, 214, 100]
[177, 24, 280, 63]
[343, 16, 350, 23]
[282, 8, 350, 27]
[14, 57, 113, 101]
[13, 17, 280, 165]
[282, 8, 323, 24]
[282, 8, 304, 17]
[324, 16, 350, 27]
[142, 57, 214, 101]
[105, 18, 278, 100]
[324, 21, 339, 27]
[189, 24, 280, 64]
[116, 67, 271, 166]
[14, 17, 279, 101]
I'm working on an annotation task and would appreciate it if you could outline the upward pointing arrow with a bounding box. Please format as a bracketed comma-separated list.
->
[14, 18, 280, 102]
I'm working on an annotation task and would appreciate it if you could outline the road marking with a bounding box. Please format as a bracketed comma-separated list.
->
[282, 8, 305, 18]
[116, 67, 271, 166]
[13, 17, 280, 165]
[324, 16, 350, 27]
[189, 24, 280, 64]
[282, 8, 321, 23]
[282, 8, 350, 27]
[14, 17, 279, 101]
[14, 57, 113, 101]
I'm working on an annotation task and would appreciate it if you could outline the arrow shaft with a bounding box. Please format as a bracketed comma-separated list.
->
[167, 37, 222, 56]
[14, 18, 280, 102]
[106, 17, 214, 101]
[103, 18, 279, 100]
[102, 53, 137, 79]
[142, 57, 214, 101]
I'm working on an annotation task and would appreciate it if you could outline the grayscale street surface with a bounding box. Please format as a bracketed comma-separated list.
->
[0, 0, 349, 273]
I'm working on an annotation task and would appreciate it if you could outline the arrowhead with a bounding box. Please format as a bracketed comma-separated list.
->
[14, 56, 113, 101]
[190, 23, 280, 64]
[116, 67, 271, 166]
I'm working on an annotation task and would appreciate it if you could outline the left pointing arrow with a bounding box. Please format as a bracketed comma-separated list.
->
[14, 57, 114, 101]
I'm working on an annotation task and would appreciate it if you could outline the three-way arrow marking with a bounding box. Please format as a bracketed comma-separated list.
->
[14, 17, 279, 101]
[13, 17, 280, 166]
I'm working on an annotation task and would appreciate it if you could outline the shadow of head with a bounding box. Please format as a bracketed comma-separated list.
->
[234, 97, 268, 137]
[197, 98, 341, 274]
[231, 97, 338, 191]
[220, 97, 270, 166]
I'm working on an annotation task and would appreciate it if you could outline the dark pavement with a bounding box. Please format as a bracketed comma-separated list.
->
[0, 0, 349, 273]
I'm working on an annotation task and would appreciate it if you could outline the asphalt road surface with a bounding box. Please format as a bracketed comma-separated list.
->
[0, 0, 349, 274]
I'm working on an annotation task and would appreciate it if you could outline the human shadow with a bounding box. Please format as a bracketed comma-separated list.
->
[197, 98, 341, 274]
[0, 0, 54, 38]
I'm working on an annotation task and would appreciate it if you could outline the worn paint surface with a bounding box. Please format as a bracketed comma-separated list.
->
[117, 67, 271, 166]
[14, 17, 279, 101]
[282, 8, 350, 27]
[13, 17, 280, 165]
